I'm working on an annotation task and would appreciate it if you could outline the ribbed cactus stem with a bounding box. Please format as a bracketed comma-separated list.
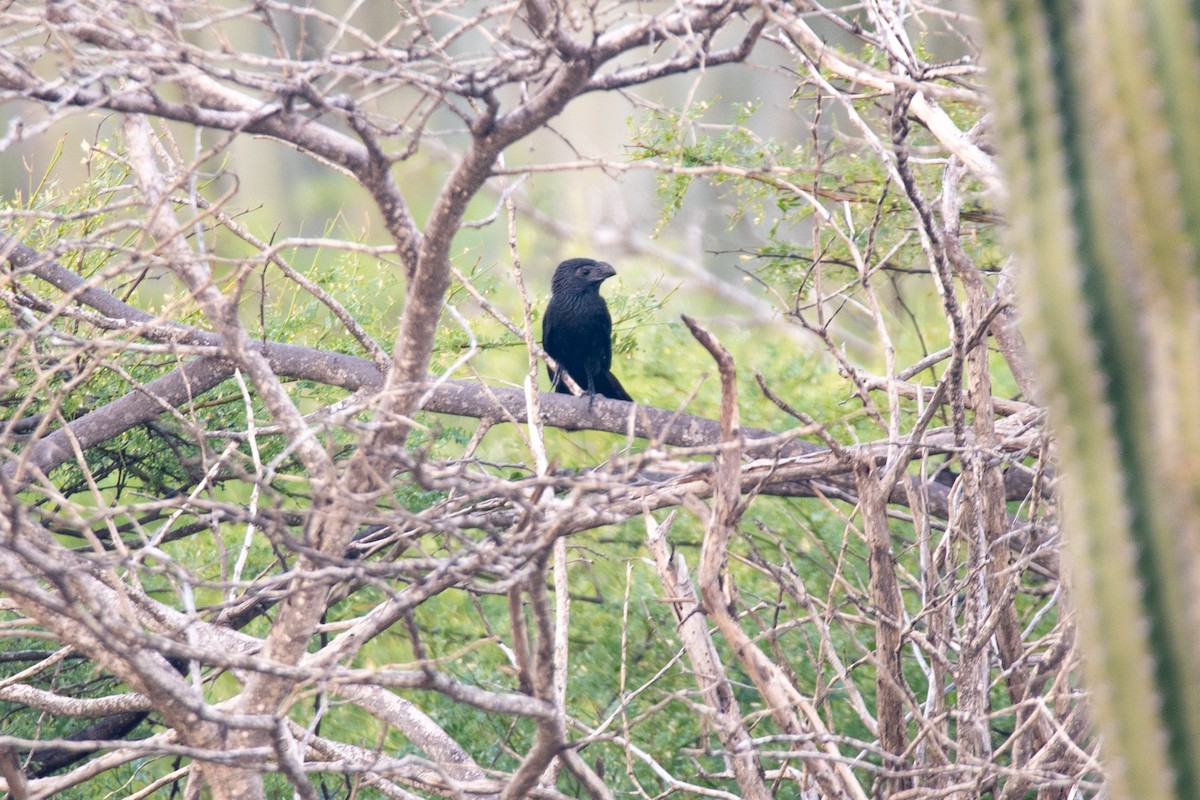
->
[979, 2, 1200, 797]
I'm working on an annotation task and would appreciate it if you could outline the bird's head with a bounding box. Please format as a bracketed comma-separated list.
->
[552, 257, 617, 294]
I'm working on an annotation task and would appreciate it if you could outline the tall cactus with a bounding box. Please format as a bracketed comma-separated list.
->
[980, 2, 1200, 797]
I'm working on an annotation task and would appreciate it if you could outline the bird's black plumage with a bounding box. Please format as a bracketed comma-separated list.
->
[542, 257, 633, 402]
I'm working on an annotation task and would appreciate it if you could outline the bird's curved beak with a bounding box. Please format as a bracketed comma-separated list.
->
[594, 262, 617, 282]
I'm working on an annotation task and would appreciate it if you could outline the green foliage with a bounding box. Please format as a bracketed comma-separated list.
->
[1, 139, 402, 508]
[629, 99, 783, 236]
[629, 95, 997, 386]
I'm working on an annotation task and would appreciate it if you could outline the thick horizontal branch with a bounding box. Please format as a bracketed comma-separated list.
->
[3, 234, 1041, 519]
[0, 683, 152, 718]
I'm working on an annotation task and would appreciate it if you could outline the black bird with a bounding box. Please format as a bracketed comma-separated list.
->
[541, 257, 633, 403]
